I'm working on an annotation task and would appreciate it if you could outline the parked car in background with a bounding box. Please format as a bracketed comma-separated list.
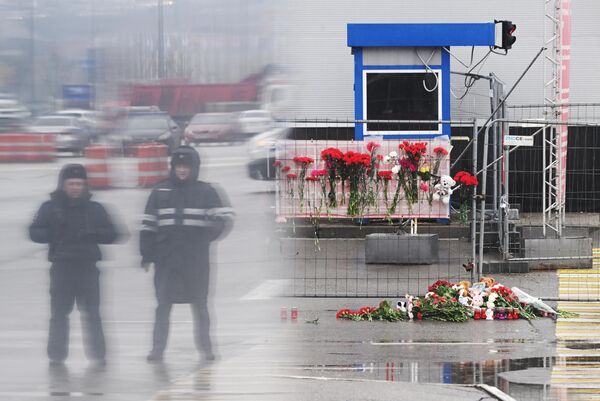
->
[233, 109, 273, 138]
[246, 127, 289, 180]
[184, 112, 235, 144]
[108, 112, 181, 154]
[0, 98, 30, 121]
[55, 109, 102, 139]
[28, 116, 92, 154]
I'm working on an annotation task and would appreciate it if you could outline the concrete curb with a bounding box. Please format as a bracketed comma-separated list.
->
[474, 384, 518, 401]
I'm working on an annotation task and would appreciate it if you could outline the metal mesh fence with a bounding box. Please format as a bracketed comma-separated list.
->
[268, 119, 479, 298]
[262, 112, 600, 301]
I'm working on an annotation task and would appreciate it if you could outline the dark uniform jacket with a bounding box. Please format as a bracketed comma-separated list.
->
[140, 147, 233, 304]
[29, 183, 117, 263]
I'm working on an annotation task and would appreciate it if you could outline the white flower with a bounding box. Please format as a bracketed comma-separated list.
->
[389, 151, 398, 158]
[391, 166, 400, 174]
[383, 156, 390, 163]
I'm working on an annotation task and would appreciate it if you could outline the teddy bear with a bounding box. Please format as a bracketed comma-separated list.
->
[432, 175, 456, 204]
[479, 277, 496, 290]
[485, 292, 499, 320]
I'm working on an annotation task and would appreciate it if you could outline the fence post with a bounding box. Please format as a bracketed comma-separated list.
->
[471, 118, 478, 282]
[477, 121, 493, 277]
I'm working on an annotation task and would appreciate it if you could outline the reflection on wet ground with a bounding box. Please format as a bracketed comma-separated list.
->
[299, 356, 553, 400]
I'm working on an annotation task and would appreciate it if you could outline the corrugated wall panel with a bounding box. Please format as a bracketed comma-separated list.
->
[273, 0, 600, 121]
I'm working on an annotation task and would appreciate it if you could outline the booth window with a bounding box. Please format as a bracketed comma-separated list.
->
[365, 71, 440, 133]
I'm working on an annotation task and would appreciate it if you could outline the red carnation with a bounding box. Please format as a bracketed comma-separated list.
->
[378, 170, 393, 180]
[433, 147, 448, 156]
[281, 165, 291, 173]
[366, 141, 380, 153]
[286, 173, 297, 179]
[273, 160, 283, 167]
[293, 156, 314, 165]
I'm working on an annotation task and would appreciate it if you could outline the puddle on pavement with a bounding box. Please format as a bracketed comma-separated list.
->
[299, 357, 563, 401]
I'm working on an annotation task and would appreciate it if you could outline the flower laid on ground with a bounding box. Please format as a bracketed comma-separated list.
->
[321, 148, 345, 208]
[293, 156, 314, 211]
[453, 170, 479, 224]
[336, 300, 407, 322]
[336, 278, 572, 324]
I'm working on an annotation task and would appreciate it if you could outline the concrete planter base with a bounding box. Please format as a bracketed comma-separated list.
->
[522, 237, 592, 269]
[365, 233, 439, 265]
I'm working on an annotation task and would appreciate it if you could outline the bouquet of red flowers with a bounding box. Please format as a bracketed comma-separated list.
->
[453, 171, 478, 224]
[293, 156, 314, 211]
[321, 148, 344, 208]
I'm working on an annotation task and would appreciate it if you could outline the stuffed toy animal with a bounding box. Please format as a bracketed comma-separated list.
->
[471, 289, 484, 308]
[405, 294, 414, 320]
[480, 277, 496, 289]
[432, 175, 456, 204]
[396, 301, 407, 313]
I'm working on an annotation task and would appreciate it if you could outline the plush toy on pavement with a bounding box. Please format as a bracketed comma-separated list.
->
[432, 175, 456, 204]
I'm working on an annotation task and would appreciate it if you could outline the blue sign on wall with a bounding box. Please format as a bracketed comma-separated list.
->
[63, 85, 94, 109]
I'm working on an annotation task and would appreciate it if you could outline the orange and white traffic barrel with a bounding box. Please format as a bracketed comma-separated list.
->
[0, 134, 56, 162]
[84, 144, 114, 189]
[134, 143, 169, 187]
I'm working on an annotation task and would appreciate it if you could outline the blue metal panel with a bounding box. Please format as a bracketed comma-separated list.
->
[441, 48, 451, 136]
[347, 23, 495, 48]
[362, 65, 442, 70]
[363, 133, 446, 140]
[354, 48, 364, 140]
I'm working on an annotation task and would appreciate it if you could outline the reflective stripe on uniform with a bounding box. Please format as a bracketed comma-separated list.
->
[182, 219, 212, 227]
[157, 208, 176, 215]
[158, 219, 176, 226]
[183, 208, 209, 216]
[208, 207, 235, 217]
[142, 214, 158, 222]
[141, 224, 158, 232]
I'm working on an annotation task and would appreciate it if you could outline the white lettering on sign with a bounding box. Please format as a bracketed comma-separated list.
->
[504, 135, 534, 147]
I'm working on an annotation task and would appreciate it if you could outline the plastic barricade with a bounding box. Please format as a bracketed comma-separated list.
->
[134, 143, 169, 187]
[85, 145, 114, 189]
[0, 134, 56, 162]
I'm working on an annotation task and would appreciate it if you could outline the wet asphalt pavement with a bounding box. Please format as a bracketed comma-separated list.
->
[0, 143, 567, 400]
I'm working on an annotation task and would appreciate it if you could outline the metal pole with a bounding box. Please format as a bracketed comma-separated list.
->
[542, 126, 547, 237]
[30, 0, 36, 108]
[478, 122, 492, 276]
[471, 119, 478, 282]
[490, 75, 498, 219]
[158, 0, 165, 79]
[503, 129, 510, 259]
[452, 47, 547, 169]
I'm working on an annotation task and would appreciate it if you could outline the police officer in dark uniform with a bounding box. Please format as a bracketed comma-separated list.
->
[140, 146, 233, 362]
[29, 164, 118, 365]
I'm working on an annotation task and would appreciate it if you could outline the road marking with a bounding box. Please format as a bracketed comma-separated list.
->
[552, 249, 600, 397]
[240, 280, 290, 300]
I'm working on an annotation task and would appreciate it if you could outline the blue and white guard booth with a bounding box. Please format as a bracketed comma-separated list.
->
[347, 23, 496, 140]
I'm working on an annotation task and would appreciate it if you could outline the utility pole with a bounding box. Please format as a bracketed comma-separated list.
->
[30, 0, 36, 108]
[158, 0, 165, 80]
